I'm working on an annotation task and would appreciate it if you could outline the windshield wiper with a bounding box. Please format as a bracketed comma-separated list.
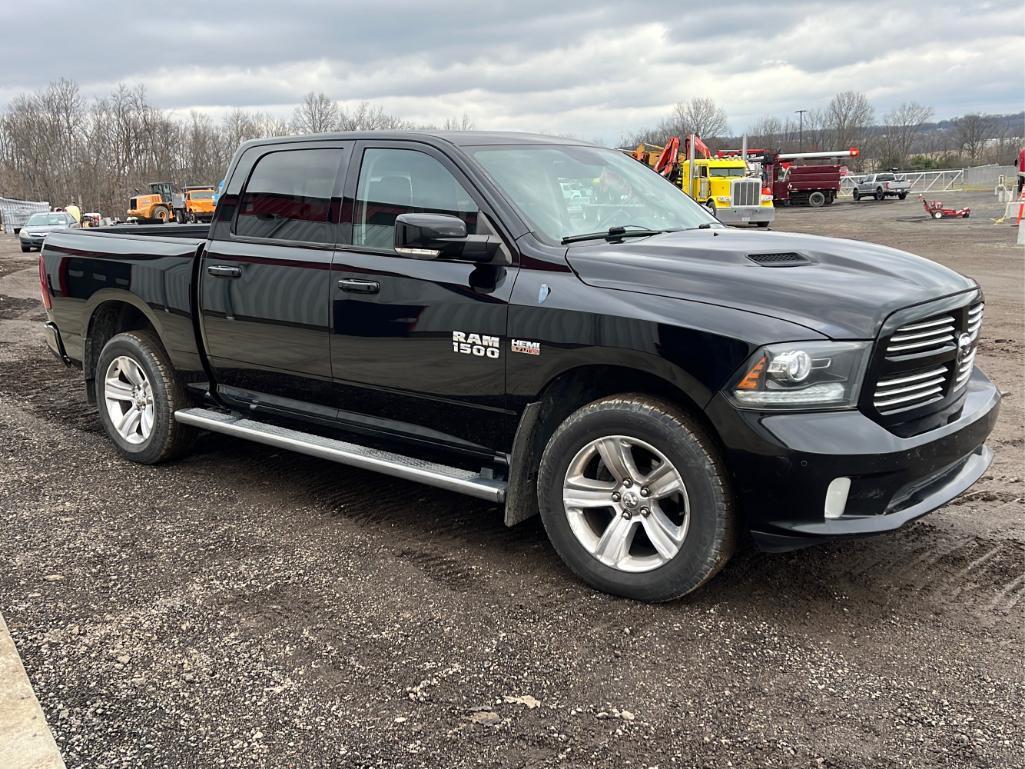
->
[561, 226, 666, 245]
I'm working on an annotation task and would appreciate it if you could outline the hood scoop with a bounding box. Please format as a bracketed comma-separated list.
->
[746, 252, 811, 267]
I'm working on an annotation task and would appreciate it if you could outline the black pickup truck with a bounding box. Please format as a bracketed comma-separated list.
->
[38, 131, 999, 601]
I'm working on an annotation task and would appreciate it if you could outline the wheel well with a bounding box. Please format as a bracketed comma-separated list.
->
[83, 301, 158, 403]
[504, 364, 727, 526]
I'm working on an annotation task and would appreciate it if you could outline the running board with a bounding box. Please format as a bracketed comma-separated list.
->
[174, 408, 506, 503]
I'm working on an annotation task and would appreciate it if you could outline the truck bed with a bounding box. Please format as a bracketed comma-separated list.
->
[40, 225, 208, 375]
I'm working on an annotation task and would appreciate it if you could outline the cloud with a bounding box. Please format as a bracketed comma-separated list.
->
[2, 0, 1022, 144]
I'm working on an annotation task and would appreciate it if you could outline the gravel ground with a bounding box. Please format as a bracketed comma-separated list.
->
[0, 192, 1022, 769]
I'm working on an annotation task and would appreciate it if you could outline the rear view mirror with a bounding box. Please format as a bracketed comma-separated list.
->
[394, 213, 500, 262]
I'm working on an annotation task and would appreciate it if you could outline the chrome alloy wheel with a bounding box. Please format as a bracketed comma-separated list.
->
[103, 355, 155, 445]
[562, 435, 690, 573]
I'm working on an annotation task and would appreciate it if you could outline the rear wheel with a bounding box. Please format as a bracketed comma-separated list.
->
[756, 221, 770, 228]
[808, 190, 826, 207]
[95, 330, 197, 464]
[874, 188, 885, 201]
[852, 190, 861, 201]
[898, 192, 908, 200]
[537, 395, 735, 601]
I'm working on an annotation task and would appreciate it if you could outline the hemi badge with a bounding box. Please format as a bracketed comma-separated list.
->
[511, 339, 541, 356]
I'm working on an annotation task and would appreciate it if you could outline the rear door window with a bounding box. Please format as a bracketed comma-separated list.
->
[235, 148, 342, 244]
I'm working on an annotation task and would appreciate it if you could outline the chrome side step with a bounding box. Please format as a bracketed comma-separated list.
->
[174, 408, 506, 503]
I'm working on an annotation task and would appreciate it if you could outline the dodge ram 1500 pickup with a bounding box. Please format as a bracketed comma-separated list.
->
[39, 131, 1000, 601]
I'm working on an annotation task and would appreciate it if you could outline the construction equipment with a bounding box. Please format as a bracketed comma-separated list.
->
[920, 195, 970, 219]
[634, 135, 774, 226]
[128, 182, 215, 223]
[721, 147, 859, 207]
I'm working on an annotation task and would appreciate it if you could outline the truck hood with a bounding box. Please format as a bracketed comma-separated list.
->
[565, 228, 976, 339]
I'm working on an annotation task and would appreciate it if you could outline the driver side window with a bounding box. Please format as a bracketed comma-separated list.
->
[353, 148, 478, 252]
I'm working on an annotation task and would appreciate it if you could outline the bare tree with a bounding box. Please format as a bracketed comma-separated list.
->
[669, 97, 730, 140]
[879, 102, 934, 167]
[338, 101, 409, 131]
[291, 92, 339, 134]
[825, 91, 874, 151]
[953, 113, 995, 164]
[747, 116, 784, 150]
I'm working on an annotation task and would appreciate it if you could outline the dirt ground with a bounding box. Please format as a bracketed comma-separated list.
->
[0, 191, 1021, 769]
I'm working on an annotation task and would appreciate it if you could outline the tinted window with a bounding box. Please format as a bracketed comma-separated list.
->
[235, 149, 340, 243]
[353, 148, 478, 251]
[876, 173, 895, 181]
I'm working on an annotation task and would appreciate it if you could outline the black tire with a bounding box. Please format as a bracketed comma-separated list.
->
[537, 395, 736, 602]
[20, 244, 30, 253]
[808, 191, 826, 207]
[152, 205, 170, 223]
[756, 221, 770, 228]
[94, 330, 197, 464]
[703, 199, 717, 218]
[874, 188, 885, 201]
[852, 190, 861, 201]
[824, 192, 835, 205]
[898, 192, 908, 200]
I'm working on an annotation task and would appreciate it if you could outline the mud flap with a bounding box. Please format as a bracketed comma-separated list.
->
[504, 402, 543, 526]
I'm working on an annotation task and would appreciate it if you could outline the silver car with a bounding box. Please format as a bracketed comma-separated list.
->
[18, 212, 77, 252]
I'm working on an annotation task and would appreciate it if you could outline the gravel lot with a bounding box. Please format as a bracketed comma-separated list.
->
[0, 191, 1022, 768]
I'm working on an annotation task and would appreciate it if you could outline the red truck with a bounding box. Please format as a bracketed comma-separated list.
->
[718, 148, 859, 208]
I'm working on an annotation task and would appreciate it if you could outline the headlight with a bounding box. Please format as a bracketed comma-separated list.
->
[727, 341, 871, 410]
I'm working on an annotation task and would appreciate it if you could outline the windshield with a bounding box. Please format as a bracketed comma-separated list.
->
[26, 213, 68, 226]
[709, 167, 746, 177]
[189, 190, 214, 199]
[470, 145, 718, 243]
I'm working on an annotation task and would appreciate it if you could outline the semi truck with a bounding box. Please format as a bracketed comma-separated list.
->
[38, 130, 998, 602]
[635, 137, 775, 226]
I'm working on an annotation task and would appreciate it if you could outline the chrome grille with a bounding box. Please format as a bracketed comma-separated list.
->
[966, 302, 984, 340]
[731, 178, 760, 206]
[874, 366, 949, 413]
[885, 314, 956, 357]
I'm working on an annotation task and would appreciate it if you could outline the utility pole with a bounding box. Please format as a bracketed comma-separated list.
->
[796, 109, 808, 152]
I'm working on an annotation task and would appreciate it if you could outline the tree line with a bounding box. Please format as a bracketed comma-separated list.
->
[0, 80, 470, 216]
[1, 79, 1021, 217]
[622, 93, 1023, 171]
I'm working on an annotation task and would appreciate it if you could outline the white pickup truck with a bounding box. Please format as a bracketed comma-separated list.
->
[852, 172, 910, 201]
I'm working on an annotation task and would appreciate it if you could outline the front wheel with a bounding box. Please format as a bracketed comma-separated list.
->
[20, 244, 30, 253]
[932, 210, 944, 219]
[875, 188, 885, 201]
[95, 330, 197, 464]
[703, 199, 717, 219]
[537, 395, 736, 602]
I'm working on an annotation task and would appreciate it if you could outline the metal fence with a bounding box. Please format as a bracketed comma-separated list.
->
[0, 196, 50, 232]
[838, 170, 965, 195]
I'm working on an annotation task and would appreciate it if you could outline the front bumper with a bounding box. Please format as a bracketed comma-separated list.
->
[706, 369, 1001, 551]
[19, 234, 44, 248]
[716, 205, 774, 225]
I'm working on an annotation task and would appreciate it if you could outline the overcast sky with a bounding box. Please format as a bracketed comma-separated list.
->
[3, 0, 1022, 143]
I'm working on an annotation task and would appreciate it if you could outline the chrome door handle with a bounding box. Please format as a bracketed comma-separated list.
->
[207, 264, 242, 278]
[338, 278, 380, 294]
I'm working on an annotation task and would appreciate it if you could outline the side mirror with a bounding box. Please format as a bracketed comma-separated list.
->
[394, 213, 500, 262]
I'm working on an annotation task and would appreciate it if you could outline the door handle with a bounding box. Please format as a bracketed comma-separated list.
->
[338, 278, 380, 294]
[207, 264, 242, 278]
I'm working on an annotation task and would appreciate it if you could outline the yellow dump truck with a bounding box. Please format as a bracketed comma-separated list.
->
[128, 182, 216, 223]
[635, 140, 774, 227]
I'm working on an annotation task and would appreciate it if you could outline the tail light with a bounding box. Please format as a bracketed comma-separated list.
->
[38, 253, 52, 310]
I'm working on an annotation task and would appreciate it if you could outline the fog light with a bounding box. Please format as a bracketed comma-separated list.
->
[824, 477, 851, 519]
